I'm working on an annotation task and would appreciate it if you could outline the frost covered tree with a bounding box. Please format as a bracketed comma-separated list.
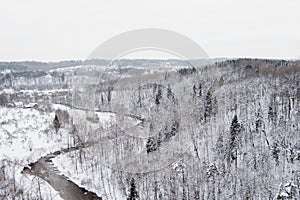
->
[53, 114, 60, 133]
[229, 115, 241, 165]
[204, 89, 212, 122]
[2, 59, 299, 200]
[127, 178, 139, 200]
[146, 134, 161, 153]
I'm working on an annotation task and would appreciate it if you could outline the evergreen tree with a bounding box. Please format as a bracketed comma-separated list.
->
[165, 121, 179, 140]
[167, 84, 173, 100]
[229, 115, 241, 162]
[198, 83, 202, 96]
[127, 178, 139, 200]
[167, 84, 176, 103]
[155, 85, 162, 105]
[212, 97, 218, 118]
[193, 85, 197, 97]
[53, 115, 60, 133]
[146, 135, 161, 153]
[204, 90, 212, 122]
[271, 142, 280, 165]
[107, 86, 113, 103]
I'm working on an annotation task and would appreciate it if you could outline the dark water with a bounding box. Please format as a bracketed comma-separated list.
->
[22, 146, 102, 200]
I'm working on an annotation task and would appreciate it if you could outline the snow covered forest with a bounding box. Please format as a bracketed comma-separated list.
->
[0, 58, 299, 199]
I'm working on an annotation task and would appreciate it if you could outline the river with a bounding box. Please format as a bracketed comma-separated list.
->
[21, 144, 102, 200]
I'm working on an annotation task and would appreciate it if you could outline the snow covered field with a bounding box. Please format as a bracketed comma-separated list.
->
[0, 100, 122, 199]
[0, 104, 72, 199]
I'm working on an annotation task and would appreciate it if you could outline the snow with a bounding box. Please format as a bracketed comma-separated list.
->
[49, 65, 104, 73]
[0, 107, 66, 161]
[1, 59, 299, 199]
[52, 150, 126, 200]
[0, 105, 72, 199]
[0, 69, 11, 75]
[50, 108, 127, 200]
[0, 88, 70, 95]
[0, 102, 123, 199]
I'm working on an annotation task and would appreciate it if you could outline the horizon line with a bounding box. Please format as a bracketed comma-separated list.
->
[0, 56, 299, 63]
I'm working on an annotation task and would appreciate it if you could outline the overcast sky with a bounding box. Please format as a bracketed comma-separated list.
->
[0, 0, 299, 61]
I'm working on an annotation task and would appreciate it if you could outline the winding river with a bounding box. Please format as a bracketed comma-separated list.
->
[21, 144, 102, 200]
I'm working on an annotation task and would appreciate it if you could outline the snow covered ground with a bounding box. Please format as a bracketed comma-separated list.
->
[0, 104, 73, 199]
[0, 101, 124, 199]
[52, 148, 126, 200]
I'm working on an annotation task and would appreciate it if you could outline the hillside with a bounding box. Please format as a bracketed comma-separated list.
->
[0, 59, 299, 199]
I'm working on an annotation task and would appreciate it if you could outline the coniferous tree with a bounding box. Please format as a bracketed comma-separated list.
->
[107, 86, 113, 103]
[53, 115, 60, 133]
[198, 83, 202, 96]
[193, 85, 197, 97]
[127, 178, 139, 200]
[146, 134, 161, 153]
[204, 90, 212, 122]
[167, 84, 173, 100]
[155, 85, 162, 105]
[229, 115, 241, 163]
[212, 97, 218, 118]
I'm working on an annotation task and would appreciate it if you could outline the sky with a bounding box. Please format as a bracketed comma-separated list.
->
[0, 0, 299, 61]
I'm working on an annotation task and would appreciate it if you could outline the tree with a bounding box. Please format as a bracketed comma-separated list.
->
[107, 86, 113, 104]
[146, 135, 161, 153]
[212, 97, 218, 119]
[127, 178, 139, 200]
[167, 84, 173, 100]
[193, 83, 202, 98]
[0, 93, 8, 107]
[53, 114, 60, 133]
[164, 121, 179, 140]
[204, 90, 212, 122]
[272, 142, 280, 166]
[193, 85, 197, 97]
[155, 85, 162, 105]
[198, 83, 202, 97]
[229, 115, 241, 163]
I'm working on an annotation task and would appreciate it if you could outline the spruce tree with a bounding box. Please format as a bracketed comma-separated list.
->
[229, 115, 241, 162]
[146, 135, 161, 153]
[204, 90, 212, 122]
[155, 85, 162, 105]
[128, 178, 138, 200]
[53, 115, 60, 133]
